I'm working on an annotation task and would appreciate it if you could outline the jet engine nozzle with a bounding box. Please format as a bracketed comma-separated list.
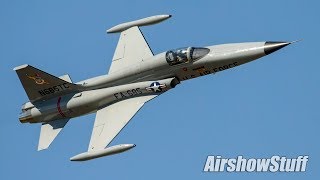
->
[170, 77, 180, 88]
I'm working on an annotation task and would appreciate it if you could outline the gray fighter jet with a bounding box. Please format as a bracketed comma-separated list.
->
[14, 14, 294, 161]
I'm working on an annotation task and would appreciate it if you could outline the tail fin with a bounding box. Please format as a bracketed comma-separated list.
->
[13, 64, 79, 102]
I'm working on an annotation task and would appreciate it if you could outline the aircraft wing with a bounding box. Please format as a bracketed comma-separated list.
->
[108, 26, 153, 74]
[88, 95, 157, 151]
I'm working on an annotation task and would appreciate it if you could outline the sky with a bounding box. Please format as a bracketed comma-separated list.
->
[0, 0, 319, 179]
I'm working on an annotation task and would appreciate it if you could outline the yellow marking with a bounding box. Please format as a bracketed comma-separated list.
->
[27, 74, 49, 85]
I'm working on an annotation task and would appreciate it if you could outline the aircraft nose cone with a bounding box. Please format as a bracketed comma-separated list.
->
[264, 41, 291, 55]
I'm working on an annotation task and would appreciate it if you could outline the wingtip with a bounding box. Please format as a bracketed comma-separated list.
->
[70, 156, 78, 161]
[106, 14, 172, 34]
[106, 29, 113, 33]
[37, 146, 48, 151]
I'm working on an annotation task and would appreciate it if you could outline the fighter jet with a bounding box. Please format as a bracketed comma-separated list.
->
[14, 14, 294, 161]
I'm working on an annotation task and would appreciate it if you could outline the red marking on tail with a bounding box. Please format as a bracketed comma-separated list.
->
[57, 97, 66, 117]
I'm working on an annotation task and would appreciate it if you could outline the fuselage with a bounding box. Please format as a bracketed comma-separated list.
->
[19, 41, 289, 124]
[78, 42, 266, 89]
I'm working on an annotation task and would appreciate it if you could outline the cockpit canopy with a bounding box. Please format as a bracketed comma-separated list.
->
[165, 47, 210, 66]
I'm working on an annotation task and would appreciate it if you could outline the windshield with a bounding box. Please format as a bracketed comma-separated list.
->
[166, 47, 210, 66]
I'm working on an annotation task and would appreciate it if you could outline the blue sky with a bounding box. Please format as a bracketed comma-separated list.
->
[0, 0, 319, 179]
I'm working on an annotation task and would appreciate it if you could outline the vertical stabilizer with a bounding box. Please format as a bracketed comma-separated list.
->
[13, 65, 79, 102]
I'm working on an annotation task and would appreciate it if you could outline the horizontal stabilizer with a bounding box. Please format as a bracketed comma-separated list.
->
[38, 119, 69, 151]
[59, 74, 73, 83]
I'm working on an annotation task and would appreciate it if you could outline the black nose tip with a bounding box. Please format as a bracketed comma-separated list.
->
[264, 41, 291, 55]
